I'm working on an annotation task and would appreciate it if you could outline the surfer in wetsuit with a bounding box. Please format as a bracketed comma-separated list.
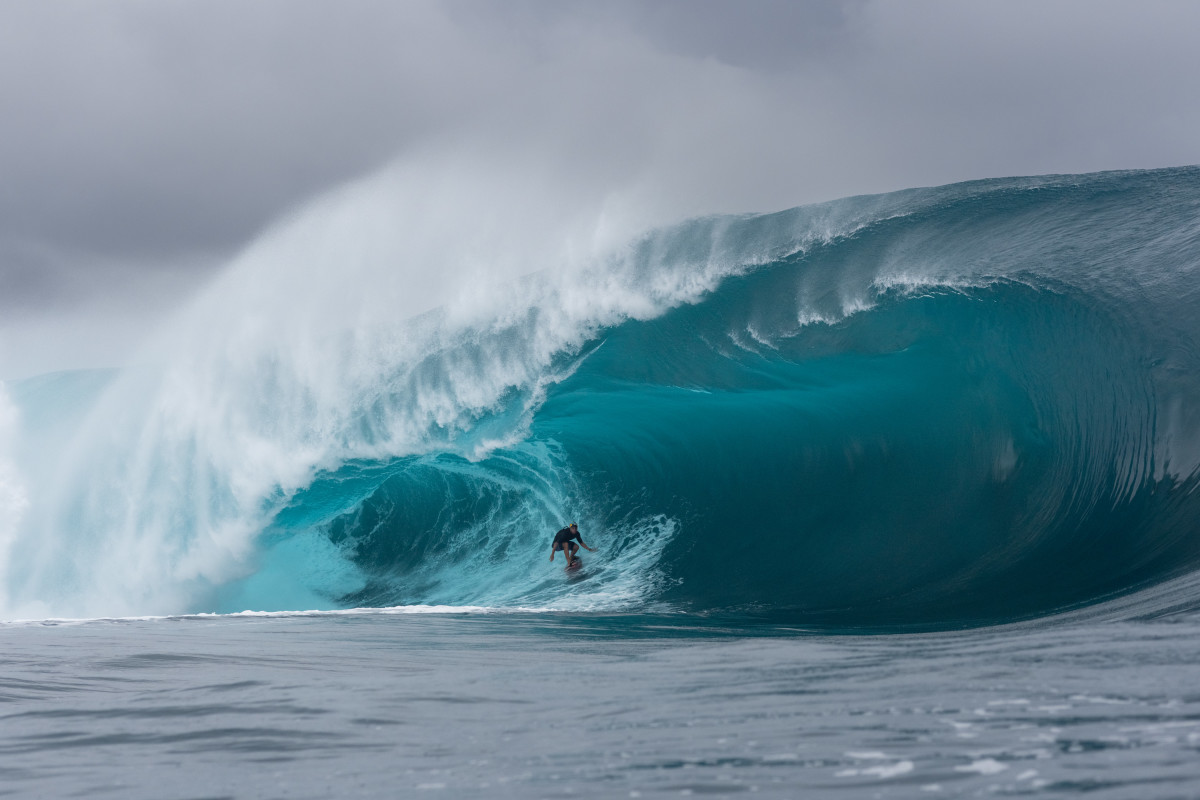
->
[549, 522, 593, 566]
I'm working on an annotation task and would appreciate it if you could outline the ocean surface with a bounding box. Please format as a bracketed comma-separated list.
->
[5, 602, 1200, 799]
[2, 166, 1200, 797]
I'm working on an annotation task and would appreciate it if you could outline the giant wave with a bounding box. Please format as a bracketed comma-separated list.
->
[3, 165, 1200, 628]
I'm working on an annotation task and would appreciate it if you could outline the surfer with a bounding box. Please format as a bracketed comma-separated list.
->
[549, 522, 593, 566]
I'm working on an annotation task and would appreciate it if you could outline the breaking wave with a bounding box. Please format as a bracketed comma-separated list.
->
[4, 164, 1200, 628]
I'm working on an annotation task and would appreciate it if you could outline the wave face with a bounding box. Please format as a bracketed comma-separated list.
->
[5, 166, 1200, 626]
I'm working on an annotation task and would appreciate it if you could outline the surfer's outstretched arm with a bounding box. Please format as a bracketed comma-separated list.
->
[579, 539, 595, 552]
[549, 545, 556, 562]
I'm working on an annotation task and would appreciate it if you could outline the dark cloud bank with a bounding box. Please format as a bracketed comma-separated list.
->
[2, 0, 1198, 378]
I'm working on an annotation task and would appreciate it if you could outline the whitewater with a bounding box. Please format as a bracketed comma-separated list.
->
[2, 165, 1200, 798]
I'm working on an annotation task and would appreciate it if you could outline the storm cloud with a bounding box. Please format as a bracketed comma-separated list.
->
[2, 0, 1198, 377]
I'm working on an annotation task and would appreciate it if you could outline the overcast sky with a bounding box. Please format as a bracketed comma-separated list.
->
[2, 0, 1199, 379]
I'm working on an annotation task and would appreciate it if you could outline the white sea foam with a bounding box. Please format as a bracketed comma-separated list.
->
[7, 147, 877, 619]
[0, 603, 556, 627]
[836, 755, 915, 779]
[955, 758, 1008, 776]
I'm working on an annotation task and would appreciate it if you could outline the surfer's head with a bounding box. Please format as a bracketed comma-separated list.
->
[570, 522, 578, 531]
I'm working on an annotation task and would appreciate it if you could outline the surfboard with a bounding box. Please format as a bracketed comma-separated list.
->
[566, 558, 582, 572]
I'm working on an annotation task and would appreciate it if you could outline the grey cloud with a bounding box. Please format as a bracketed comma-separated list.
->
[5, 0, 1198, 263]
[598, 0, 859, 70]
[0, 1, 477, 259]
[1, 0, 1199, 379]
[0, 245, 59, 313]
[450, 0, 858, 70]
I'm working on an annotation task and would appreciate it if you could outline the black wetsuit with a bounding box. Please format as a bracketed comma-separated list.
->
[552, 527, 581, 551]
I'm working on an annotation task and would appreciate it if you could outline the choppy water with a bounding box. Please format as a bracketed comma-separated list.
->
[5, 601, 1200, 799]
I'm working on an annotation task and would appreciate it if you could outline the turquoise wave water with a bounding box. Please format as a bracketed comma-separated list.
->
[5, 167, 1200, 626]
